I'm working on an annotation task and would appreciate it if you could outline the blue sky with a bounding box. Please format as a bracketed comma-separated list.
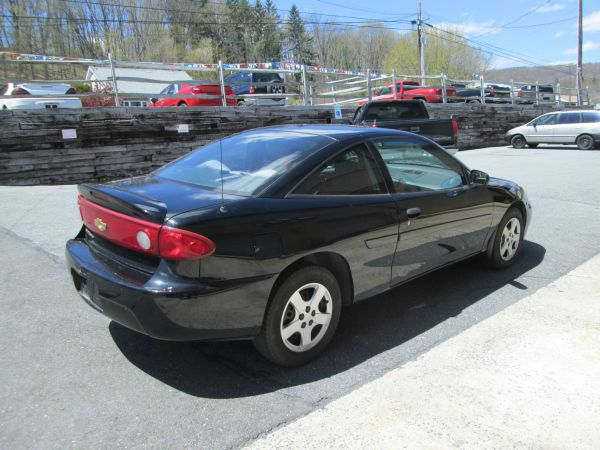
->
[273, 0, 600, 69]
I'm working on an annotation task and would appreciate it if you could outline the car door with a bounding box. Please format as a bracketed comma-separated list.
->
[369, 136, 494, 286]
[554, 112, 582, 144]
[526, 113, 559, 143]
[289, 143, 400, 301]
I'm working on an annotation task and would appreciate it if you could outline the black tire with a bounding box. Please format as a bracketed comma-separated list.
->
[253, 266, 342, 367]
[511, 134, 527, 149]
[467, 99, 481, 103]
[237, 99, 246, 107]
[178, 102, 188, 107]
[484, 208, 524, 269]
[576, 134, 594, 150]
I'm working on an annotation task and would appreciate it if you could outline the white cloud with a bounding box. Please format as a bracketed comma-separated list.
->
[583, 10, 600, 32]
[536, 3, 566, 13]
[555, 30, 564, 38]
[564, 41, 600, 55]
[549, 59, 576, 66]
[434, 19, 501, 36]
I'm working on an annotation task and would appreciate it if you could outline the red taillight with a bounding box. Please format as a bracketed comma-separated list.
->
[78, 196, 215, 261]
[489, 86, 495, 97]
[159, 227, 215, 261]
[249, 85, 255, 94]
[11, 87, 30, 96]
[452, 118, 458, 140]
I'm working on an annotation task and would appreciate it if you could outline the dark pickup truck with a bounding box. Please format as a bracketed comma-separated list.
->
[351, 100, 458, 149]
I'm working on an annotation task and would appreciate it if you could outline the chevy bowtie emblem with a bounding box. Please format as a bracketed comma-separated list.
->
[94, 218, 107, 232]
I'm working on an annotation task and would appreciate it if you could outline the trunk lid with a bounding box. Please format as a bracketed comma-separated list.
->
[78, 176, 230, 222]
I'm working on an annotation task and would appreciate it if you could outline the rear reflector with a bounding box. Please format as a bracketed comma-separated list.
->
[78, 196, 215, 260]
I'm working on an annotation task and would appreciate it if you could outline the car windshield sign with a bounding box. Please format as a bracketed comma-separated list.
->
[155, 130, 331, 196]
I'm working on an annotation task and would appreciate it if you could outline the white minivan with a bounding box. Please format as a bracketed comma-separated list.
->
[505, 110, 600, 150]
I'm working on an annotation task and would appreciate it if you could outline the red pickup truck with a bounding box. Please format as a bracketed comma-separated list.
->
[361, 80, 457, 104]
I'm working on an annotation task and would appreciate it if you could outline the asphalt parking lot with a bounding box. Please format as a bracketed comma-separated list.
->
[1, 144, 599, 449]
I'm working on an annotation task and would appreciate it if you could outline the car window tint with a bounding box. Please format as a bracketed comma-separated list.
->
[363, 104, 422, 121]
[582, 112, 600, 123]
[293, 144, 387, 196]
[378, 87, 391, 95]
[371, 139, 464, 193]
[156, 131, 331, 196]
[537, 114, 558, 125]
[559, 113, 581, 124]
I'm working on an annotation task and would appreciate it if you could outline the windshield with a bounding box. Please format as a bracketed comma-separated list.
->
[155, 130, 331, 196]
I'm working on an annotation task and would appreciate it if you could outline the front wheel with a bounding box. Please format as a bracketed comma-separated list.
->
[576, 134, 594, 150]
[254, 266, 342, 367]
[511, 134, 527, 149]
[484, 208, 524, 269]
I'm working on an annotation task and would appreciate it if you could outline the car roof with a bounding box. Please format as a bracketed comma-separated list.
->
[254, 124, 418, 141]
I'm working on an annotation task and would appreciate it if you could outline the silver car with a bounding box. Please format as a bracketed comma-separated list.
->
[505, 110, 600, 150]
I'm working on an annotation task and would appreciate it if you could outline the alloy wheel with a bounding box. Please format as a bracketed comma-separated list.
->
[280, 283, 332, 352]
[500, 217, 521, 261]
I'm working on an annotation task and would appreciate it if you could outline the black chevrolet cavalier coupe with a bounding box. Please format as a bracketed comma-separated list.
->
[67, 125, 532, 366]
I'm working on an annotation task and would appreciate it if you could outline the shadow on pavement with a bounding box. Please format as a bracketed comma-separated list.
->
[110, 240, 545, 398]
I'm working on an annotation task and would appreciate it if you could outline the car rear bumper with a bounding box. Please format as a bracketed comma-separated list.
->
[66, 238, 275, 341]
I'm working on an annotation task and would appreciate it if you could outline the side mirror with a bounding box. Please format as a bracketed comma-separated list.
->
[471, 169, 489, 185]
[150, 98, 158, 104]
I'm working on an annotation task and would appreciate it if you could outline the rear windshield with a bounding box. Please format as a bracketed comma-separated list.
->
[363, 103, 425, 121]
[155, 130, 331, 196]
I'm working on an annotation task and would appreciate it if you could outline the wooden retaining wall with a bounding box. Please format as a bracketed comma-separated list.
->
[0, 103, 562, 185]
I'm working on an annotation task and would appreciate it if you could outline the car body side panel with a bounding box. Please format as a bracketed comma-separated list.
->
[390, 185, 494, 285]
[170, 196, 400, 302]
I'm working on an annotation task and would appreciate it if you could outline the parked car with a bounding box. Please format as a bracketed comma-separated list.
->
[149, 81, 237, 107]
[456, 83, 512, 103]
[517, 84, 556, 104]
[0, 83, 82, 110]
[363, 80, 457, 104]
[66, 125, 531, 366]
[505, 110, 600, 149]
[224, 71, 287, 106]
[351, 100, 458, 150]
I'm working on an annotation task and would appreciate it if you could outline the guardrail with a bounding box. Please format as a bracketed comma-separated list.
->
[0, 51, 591, 108]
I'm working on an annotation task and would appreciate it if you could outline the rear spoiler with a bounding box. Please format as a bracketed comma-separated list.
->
[78, 184, 168, 223]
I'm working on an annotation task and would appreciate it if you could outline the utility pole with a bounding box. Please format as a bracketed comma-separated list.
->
[577, 0, 583, 106]
[417, 1, 426, 86]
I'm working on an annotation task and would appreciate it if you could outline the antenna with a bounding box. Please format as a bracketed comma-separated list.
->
[218, 120, 227, 214]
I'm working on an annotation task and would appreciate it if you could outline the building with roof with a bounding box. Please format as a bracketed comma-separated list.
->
[85, 66, 192, 107]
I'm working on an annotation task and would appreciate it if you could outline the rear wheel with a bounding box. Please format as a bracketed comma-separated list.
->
[576, 134, 594, 150]
[178, 102, 188, 107]
[254, 266, 342, 367]
[510, 134, 527, 149]
[484, 208, 524, 269]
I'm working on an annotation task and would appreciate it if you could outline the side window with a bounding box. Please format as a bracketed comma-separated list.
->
[372, 139, 464, 193]
[378, 87, 391, 95]
[582, 112, 600, 123]
[293, 144, 387, 196]
[537, 114, 558, 125]
[159, 84, 172, 95]
[558, 113, 581, 124]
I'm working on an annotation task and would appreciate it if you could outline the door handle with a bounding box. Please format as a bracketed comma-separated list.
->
[406, 207, 422, 218]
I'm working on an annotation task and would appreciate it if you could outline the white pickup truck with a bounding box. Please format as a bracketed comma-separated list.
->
[1, 83, 82, 110]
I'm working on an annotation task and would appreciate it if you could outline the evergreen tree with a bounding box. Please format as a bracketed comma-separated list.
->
[284, 4, 314, 64]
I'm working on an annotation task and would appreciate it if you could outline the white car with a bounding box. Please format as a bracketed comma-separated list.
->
[505, 110, 600, 150]
[1, 83, 82, 110]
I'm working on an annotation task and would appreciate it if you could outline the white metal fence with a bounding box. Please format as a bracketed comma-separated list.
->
[0, 51, 591, 108]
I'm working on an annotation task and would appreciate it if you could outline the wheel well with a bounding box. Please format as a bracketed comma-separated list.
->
[512, 201, 528, 227]
[178, 101, 187, 106]
[270, 252, 354, 308]
[576, 133, 593, 142]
